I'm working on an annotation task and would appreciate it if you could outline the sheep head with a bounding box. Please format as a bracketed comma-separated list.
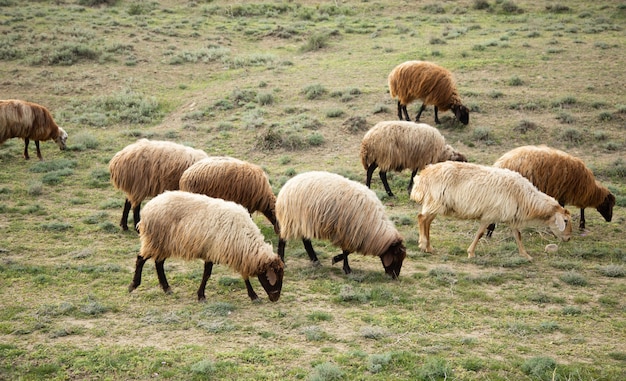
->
[380, 240, 406, 279]
[55, 127, 68, 150]
[596, 190, 615, 222]
[547, 208, 572, 242]
[440, 144, 467, 163]
[257, 258, 284, 302]
[451, 104, 469, 125]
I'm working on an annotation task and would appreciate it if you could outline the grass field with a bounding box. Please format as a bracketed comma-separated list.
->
[1, 0, 625, 379]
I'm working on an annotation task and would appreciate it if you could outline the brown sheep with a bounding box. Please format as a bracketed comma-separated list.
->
[487, 145, 615, 235]
[388, 60, 469, 125]
[360, 121, 466, 197]
[179, 156, 279, 234]
[108, 139, 208, 231]
[0, 99, 68, 160]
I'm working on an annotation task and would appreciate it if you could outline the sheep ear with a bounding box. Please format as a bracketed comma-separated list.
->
[382, 252, 394, 267]
[555, 214, 566, 232]
[266, 268, 277, 286]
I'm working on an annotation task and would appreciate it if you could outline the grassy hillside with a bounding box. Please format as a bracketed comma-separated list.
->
[1, 0, 625, 379]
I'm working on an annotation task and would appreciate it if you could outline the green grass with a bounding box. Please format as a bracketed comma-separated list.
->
[0, 0, 625, 379]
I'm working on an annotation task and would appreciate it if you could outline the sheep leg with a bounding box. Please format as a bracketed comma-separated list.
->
[417, 213, 435, 252]
[467, 222, 490, 258]
[34, 140, 43, 160]
[365, 163, 378, 189]
[486, 223, 496, 238]
[23, 138, 30, 160]
[434, 106, 441, 124]
[155, 259, 172, 294]
[128, 255, 147, 292]
[196, 261, 213, 302]
[120, 199, 132, 231]
[302, 238, 321, 264]
[132, 204, 141, 233]
[332, 251, 352, 274]
[407, 169, 418, 195]
[278, 239, 286, 262]
[397, 101, 410, 121]
[579, 208, 585, 230]
[379, 171, 394, 197]
[244, 278, 259, 301]
[415, 104, 427, 122]
[512, 228, 533, 260]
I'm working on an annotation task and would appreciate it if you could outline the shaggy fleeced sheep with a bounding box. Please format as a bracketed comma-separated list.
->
[129, 191, 284, 302]
[276, 171, 406, 278]
[360, 121, 467, 197]
[179, 156, 279, 234]
[388, 60, 469, 125]
[410, 161, 572, 260]
[108, 139, 208, 231]
[0, 99, 68, 160]
[488, 145, 615, 233]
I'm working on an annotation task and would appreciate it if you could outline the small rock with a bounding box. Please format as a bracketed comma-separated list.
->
[545, 244, 559, 253]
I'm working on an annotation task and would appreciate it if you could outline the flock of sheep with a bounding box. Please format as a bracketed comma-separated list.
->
[0, 60, 616, 303]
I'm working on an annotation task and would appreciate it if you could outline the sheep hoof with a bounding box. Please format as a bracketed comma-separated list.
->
[164, 288, 173, 295]
[197, 296, 207, 303]
[128, 284, 137, 293]
[311, 260, 322, 267]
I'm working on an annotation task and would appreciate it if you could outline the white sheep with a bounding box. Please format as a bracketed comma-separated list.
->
[108, 139, 208, 231]
[276, 171, 406, 278]
[410, 161, 572, 260]
[488, 145, 615, 233]
[0, 99, 68, 160]
[179, 156, 279, 234]
[388, 60, 469, 125]
[129, 191, 284, 302]
[360, 120, 466, 197]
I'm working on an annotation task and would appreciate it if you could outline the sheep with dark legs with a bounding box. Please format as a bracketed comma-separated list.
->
[276, 171, 406, 278]
[108, 139, 208, 231]
[129, 191, 284, 302]
[180, 156, 279, 234]
[388, 61, 469, 125]
[487, 145, 615, 236]
[410, 161, 572, 260]
[360, 121, 466, 197]
[0, 99, 68, 160]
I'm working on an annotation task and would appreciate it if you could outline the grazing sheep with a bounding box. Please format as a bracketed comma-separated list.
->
[180, 156, 279, 234]
[276, 171, 406, 278]
[108, 139, 208, 231]
[388, 60, 469, 125]
[410, 161, 572, 260]
[488, 145, 615, 234]
[129, 191, 284, 302]
[0, 99, 68, 160]
[360, 121, 467, 197]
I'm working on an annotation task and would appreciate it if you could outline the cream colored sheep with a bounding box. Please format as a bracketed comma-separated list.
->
[129, 191, 284, 302]
[489, 145, 615, 233]
[410, 161, 572, 260]
[180, 156, 278, 234]
[276, 171, 406, 278]
[108, 139, 208, 231]
[360, 121, 466, 197]
[388, 60, 469, 125]
[0, 99, 68, 160]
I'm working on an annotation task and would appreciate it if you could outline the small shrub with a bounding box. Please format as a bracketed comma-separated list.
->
[473, 0, 490, 10]
[562, 305, 582, 315]
[514, 120, 538, 134]
[597, 264, 625, 277]
[500, 1, 523, 14]
[472, 127, 493, 142]
[599, 111, 613, 121]
[560, 271, 588, 286]
[326, 109, 344, 118]
[417, 357, 452, 381]
[368, 353, 392, 374]
[561, 128, 582, 144]
[256, 93, 274, 106]
[300, 32, 330, 53]
[341, 116, 368, 133]
[521, 356, 557, 381]
[28, 181, 43, 196]
[302, 84, 327, 100]
[372, 104, 390, 114]
[508, 75, 524, 86]
[307, 132, 325, 146]
[308, 362, 343, 381]
[190, 360, 215, 376]
[307, 311, 332, 322]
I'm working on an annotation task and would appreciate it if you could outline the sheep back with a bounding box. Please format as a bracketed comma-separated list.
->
[388, 61, 462, 112]
[493, 145, 614, 214]
[0, 99, 67, 145]
[179, 156, 276, 218]
[360, 121, 459, 172]
[108, 139, 208, 207]
[276, 171, 403, 257]
[411, 161, 567, 228]
[138, 191, 282, 279]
